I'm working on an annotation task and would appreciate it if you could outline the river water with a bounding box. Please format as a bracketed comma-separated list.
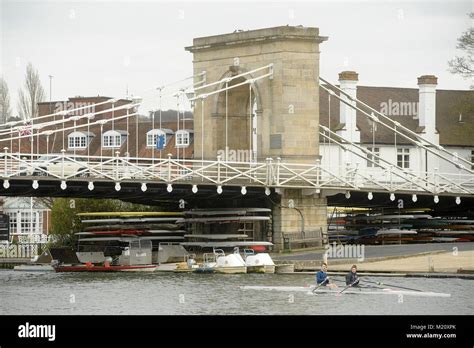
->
[1, 270, 472, 315]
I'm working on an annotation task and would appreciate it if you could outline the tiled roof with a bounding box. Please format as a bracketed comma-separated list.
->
[319, 86, 474, 146]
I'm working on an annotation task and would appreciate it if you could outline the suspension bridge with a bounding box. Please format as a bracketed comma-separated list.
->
[1, 26, 472, 249]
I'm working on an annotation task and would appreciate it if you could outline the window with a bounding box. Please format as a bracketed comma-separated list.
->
[20, 212, 35, 234]
[366, 147, 380, 167]
[175, 130, 190, 148]
[103, 130, 126, 148]
[147, 129, 167, 148]
[397, 148, 410, 168]
[6, 211, 43, 235]
[8, 212, 17, 235]
[68, 131, 92, 149]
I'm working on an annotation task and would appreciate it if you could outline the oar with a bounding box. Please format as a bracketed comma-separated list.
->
[312, 277, 329, 293]
[336, 277, 360, 296]
[362, 279, 423, 292]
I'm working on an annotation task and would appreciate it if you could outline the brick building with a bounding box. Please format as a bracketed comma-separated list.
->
[0, 96, 194, 244]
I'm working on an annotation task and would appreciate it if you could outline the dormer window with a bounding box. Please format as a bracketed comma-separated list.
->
[103, 130, 127, 148]
[146, 129, 174, 149]
[68, 131, 93, 149]
[175, 130, 190, 148]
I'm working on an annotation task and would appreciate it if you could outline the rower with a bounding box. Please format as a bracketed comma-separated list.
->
[316, 262, 337, 289]
[345, 264, 360, 287]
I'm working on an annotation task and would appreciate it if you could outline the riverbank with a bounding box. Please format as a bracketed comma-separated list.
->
[272, 242, 474, 275]
[327, 250, 473, 273]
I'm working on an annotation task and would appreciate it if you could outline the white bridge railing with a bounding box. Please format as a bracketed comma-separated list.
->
[1, 151, 473, 196]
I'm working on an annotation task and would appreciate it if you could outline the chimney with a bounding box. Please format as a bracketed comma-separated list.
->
[337, 71, 360, 143]
[417, 75, 439, 145]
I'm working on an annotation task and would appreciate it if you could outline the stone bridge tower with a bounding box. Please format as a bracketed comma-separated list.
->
[185, 26, 329, 250]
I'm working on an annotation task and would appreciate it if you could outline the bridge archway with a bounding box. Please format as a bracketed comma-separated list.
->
[186, 26, 328, 164]
[211, 68, 264, 161]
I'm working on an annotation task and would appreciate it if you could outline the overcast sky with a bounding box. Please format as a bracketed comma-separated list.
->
[1, 0, 472, 116]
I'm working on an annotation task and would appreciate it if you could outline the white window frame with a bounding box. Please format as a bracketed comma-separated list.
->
[397, 148, 410, 168]
[175, 130, 190, 148]
[146, 129, 166, 148]
[102, 130, 124, 148]
[6, 211, 43, 235]
[68, 132, 88, 149]
[366, 147, 380, 168]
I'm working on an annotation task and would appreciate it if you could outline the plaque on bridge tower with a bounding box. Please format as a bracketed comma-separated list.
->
[0, 214, 10, 241]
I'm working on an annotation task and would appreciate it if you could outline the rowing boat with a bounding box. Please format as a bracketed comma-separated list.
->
[80, 217, 184, 224]
[78, 236, 185, 242]
[54, 264, 157, 272]
[85, 224, 183, 231]
[184, 234, 249, 240]
[183, 216, 270, 223]
[181, 241, 273, 247]
[76, 230, 186, 236]
[240, 285, 451, 298]
[77, 212, 184, 217]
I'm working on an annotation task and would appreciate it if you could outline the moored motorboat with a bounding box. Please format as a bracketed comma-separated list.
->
[52, 237, 157, 272]
[214, 249, 247, 274]
[54, 264, 157, 272]
[243, 249, 275, 273]
[13, 249, 55, 272]
[191, 249, 247, 274]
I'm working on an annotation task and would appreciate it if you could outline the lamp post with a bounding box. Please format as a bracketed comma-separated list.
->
[49, 75, 53, 153]
[48, 75, 53, 115]
[132, 96, 142, 164]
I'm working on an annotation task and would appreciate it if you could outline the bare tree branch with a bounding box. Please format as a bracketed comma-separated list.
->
[0, 78, 12, 124]
[17, 63, 45, 120]
[35, 197, 54, 210]
[448, 12, 474, 86]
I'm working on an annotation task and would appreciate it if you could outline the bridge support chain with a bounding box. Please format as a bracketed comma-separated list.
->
[271, 188, 327, 251]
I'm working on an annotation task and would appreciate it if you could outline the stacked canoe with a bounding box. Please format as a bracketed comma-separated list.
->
[76, 212, 187, 250]
[328, 209, 474, 245]
[181, 208, 273, 251]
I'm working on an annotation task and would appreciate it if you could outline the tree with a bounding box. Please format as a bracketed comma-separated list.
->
[448, 13, 474, 87]
[0, 77, 11, 124]
[17, 63, 45, 120]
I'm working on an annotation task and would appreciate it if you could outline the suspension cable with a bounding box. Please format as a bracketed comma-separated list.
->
[159, 88, 162, 159]
[249, 83, 252, 163]
[319, 83, 474, 174]
[320, 76, 473, 169]
[225, 81, 228, 161]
